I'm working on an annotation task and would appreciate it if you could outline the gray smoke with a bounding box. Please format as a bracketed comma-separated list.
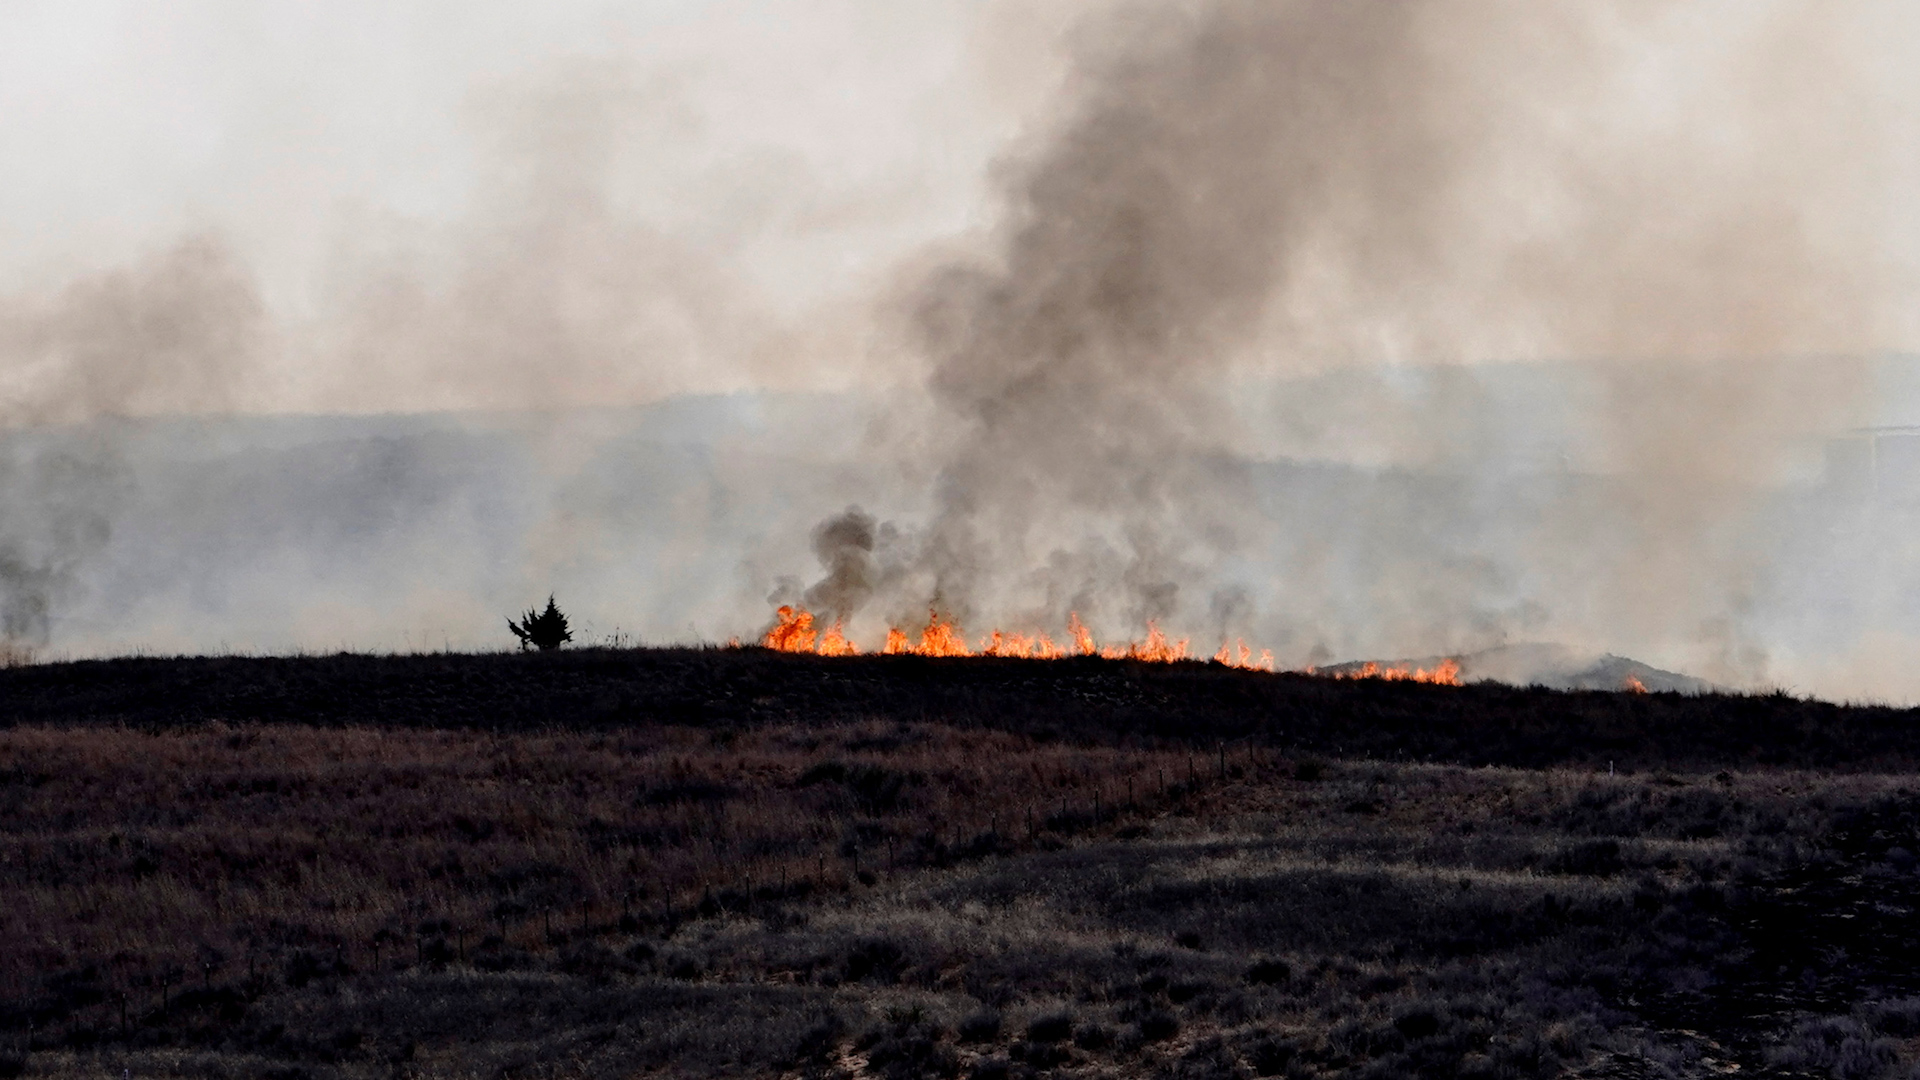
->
[3, 2, 1919, 698]
[799, 507, 880, 627]
[788, 0, 1913, 682]
[0, 237, 255, 648]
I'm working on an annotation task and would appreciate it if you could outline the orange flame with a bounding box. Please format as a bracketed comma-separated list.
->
[761, 604, 1460, 686]
[1102, 620, 1189, 662]
[816, 622, 860, 657]
[1624, 674, 1648, 694]
[980, 631, 1069, 659]
[762, 605, 859, 655]
[762, 605, 816, 652]
[880, 609, 972, 657]
[1332, 657, 1462, 686]
[760, 605, 1250, 667]
[1213, 639, 1275, 671]
[1067, 612, 1097, 656]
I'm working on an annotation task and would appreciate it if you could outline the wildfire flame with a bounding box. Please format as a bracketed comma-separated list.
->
[980, 630, 1069, 659]
[756, 604, 1456, 685]
[763, 605, 816, 653]
[883, 609, 973, 657]
[1624, 674, 1648, 694]
[1214, 640, 1276, 671]
[762, 605, 1227, 667]
[1333, 658, 1463, 686]
[1099, 621, 1189, 662]
[1068, 612, 1097, 657]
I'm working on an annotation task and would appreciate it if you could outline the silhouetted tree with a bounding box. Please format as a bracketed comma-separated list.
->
[508, 596, 573, 652]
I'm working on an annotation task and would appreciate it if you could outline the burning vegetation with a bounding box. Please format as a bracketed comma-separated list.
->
[1320, 658, 1465, 686]
[757, 604, 1468, 682]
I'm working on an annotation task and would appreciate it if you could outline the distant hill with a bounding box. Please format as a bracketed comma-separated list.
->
[1357, 643, 1720, 694]
[1459, 638, 1720, 687]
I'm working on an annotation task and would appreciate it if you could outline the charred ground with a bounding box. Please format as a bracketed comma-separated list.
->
[2, 646, 1915, 770]
[3, 649, 1920, 1079]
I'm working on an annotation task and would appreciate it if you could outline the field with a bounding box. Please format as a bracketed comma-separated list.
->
[4, 649, 1920, 1078]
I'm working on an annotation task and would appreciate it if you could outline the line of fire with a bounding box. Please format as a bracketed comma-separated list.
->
[755, 604, 1466, 685]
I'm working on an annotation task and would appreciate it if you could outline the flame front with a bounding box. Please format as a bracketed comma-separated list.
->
[1214, 639, 1275, 671]
[1333, 658, 1463, 686]
[1068, 613, 1097, 657]
[756, 604, 1454, 684]
[762, 605, 816, 652]
[883, 609, 973, 657]
[816, 622, 860, 657]
[981, 630, 1068, 659]
[1100, 621, 1189, 662]
[762, 606, 1214, 666]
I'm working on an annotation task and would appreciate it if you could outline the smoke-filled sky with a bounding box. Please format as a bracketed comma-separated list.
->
[9, 1, 1920, 700]
[0, 0, 1099, 413]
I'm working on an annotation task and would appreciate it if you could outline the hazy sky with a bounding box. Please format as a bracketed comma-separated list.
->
[0, 0, 1103, 412]
[7, 1, 1920, 414]
[11, 1, 1920, 700]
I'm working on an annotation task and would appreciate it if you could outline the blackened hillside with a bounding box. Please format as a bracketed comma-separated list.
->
[1, 647, 1913, 770]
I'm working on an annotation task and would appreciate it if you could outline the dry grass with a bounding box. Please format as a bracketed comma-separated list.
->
[6, 669, 1920, 1077]
[0, 720, 1240, 1027]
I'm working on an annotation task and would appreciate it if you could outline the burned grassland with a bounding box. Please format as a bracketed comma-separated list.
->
[4, 646, 1920, 769]
[4, 650, 1920, 1078]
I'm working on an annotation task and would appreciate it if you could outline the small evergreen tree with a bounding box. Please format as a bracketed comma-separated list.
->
[508, 595, 573, 652]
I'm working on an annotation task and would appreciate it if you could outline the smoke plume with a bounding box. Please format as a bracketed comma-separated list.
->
[787, 0, 1914, 682]
[0, 237, 254, 646]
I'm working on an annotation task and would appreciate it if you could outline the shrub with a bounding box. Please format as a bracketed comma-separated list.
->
[507, 596, 573, 652]
[1026, 1011, 1074, 1043]
[1393, 1007, 1442, 1040]
[862, 1014, 959, 1080]
[1073, 1023, 1114, 1051]
[958, 1010, 1003, 1043]
[1246, 959, 1291, 986]
[1164, 1037, 1242, 1080]
[1545, 839, 1625, 877]
[1137, 1011, 1180, 1043]
[1244, 1036, 1298, 1076]
[780, 1012, 846, 1072]
[1768, 1016, 1903, 1080]
[1168, 980, 1210, 1005]
[843, 938, 907, 984]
